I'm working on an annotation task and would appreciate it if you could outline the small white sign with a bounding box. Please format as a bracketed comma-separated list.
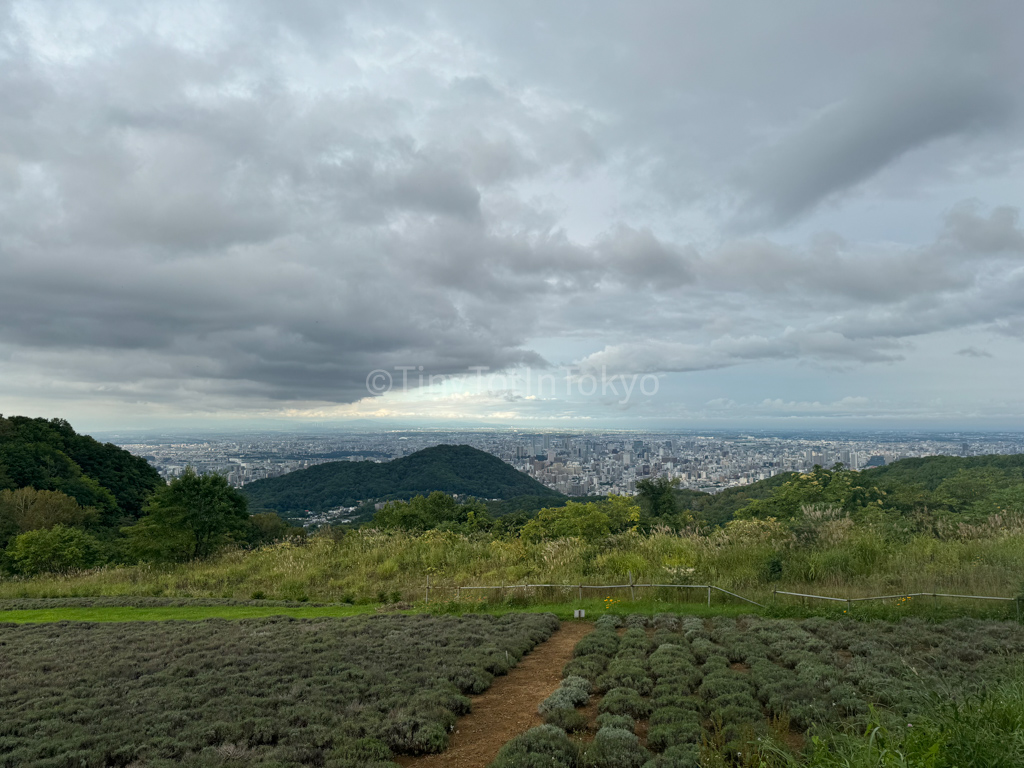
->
[573, 609, 586, 618]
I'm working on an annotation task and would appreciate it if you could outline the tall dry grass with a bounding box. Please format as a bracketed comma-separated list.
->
[3, 512, 1024, 605]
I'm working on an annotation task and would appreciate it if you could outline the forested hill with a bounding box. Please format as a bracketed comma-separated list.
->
[240, 444, 565, 514]
[0, 415, 164, 523]
[859, 453, 1024, 490]
[693, 452, 1024, 525]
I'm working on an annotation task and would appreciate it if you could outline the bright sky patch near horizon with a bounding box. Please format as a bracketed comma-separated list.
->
[2, 1, 1023, 431]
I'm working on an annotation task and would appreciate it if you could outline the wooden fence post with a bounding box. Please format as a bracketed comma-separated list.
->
[578, 584, 583, 601]
[707, 586, 711, 607]
[628, 570, 635, 601]
[425, 575, 429, 605]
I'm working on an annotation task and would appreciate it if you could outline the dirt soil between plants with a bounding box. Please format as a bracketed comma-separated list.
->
[395, 619, 593, 768]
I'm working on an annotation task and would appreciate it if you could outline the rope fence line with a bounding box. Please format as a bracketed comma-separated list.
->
[772, 589, 1022, 619]
[420, 575, 1022, 618]
[441, 579, 762, 606]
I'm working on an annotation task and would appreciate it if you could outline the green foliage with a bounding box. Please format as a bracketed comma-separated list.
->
[539, 680, 591, 713]
[599, 687, 652, 719]
[241, 444, 563, 514]
[646, 721, 702, 752]
[740, 465, 885, 520]
[583, 726, 650, 768]
[521, 496, 641, 541]
[373, 491, 494, 533]
[637, 476, 689, 526]
[545, 707, 589, 732]
[596, 658, 653, 695]
[675, 473, 797, 529]
[596, 713, 636, 731]
[861, 453, 1024, 491]
[781, 676, 1024, 767]
[489, 724, 580, 767]
[0, 486, 98, 550]
[564, 653, 610, 680]
[0, 415, 163, 520]
[642, 744, 701, 768]
[246, 510, 302, 544]
[5, 524, 101, 574]
[575, 630, 620, 658]
[124, 468, 250, 561]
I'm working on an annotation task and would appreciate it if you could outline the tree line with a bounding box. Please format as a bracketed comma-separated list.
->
[0, 416, 300, 575]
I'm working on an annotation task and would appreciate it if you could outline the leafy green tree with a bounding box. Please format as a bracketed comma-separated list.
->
[739, 464, 884, 520]
[520, 497, 641, 541]
[123, 468, 249, 561]
[6, 524, 101, 574]
[372, 491, 493, 533]
[636, 476, 692, 527]
[0, 487, 98, 549]
[966, 483, 1024, 519]
[936, 469, 1011, 514]
[247, 511, 301, 544]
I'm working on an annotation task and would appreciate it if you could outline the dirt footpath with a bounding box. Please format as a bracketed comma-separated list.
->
[395, 620, 592, 768]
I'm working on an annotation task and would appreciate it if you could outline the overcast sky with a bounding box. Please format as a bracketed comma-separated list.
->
[2, 1, 1024, 431]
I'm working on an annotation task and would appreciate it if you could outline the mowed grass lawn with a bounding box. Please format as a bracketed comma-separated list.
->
[0, 598, 776, 624]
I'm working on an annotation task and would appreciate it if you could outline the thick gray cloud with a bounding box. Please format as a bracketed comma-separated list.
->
[1, 0, 1023, 425]
[735, 71, 1012, 229]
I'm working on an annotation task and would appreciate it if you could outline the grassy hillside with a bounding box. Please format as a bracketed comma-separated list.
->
[241, 444, 564, 514]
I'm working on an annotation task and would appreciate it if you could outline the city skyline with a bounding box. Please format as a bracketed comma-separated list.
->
[110, 427, 1024, 521]
[2, 2, 1024, 431]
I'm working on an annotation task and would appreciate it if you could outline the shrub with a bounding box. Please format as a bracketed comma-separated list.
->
[449, 665, 494, 694]
[545, 707, 589, 732]
[582, 726, 649, 768]
[648, 645, 696, 680]
[652, 684, 701, 708]
[620, 627, 653, 654]
[489, 725, 579, 768]
[539, 686, 589, 714]
[596, 713, 635, 731]
[697, 673, 753, 701]
[641, 744, 701, 768]
[689, 638, 716, 663]
[562, 675, 593, 695]
[0, 613, 560, 766]
[646, 721, 702, 751]
[326, 737, 395, 768]
[653, 614, 681, 632]
[651, 629, 682, 648]
[6, 525, 101, 574]
[649, 705, 701, 727]
[575, 631, 619, 658]
[564, 654, 609, 681]
[596, 661, 653, 695]
[598, 687, 652, 719]
[716, 702, 763, 725]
